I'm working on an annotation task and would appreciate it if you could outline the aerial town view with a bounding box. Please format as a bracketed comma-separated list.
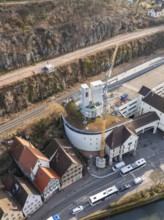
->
[0, 0, 164, 220]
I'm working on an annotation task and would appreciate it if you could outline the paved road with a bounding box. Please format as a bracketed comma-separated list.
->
[29, 130, 164, 220]
[0, 0, 50, 4]
[0, 25, 164, 88]
[0, 56, 164, 136]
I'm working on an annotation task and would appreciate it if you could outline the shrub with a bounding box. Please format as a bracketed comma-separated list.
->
[150, 191, 155, 196]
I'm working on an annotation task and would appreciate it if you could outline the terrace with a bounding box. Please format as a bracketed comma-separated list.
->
[65, 101, 128, 131]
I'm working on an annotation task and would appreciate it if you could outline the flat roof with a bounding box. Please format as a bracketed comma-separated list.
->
[81, 84, 89, 89]
[107, 65, 164, 112]
[116, 85, 138, 100]
[121, 64, 164, 97]
[90, 80, 104, 87]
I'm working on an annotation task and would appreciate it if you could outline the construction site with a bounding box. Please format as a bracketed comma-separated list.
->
[63, 46, 164, 169]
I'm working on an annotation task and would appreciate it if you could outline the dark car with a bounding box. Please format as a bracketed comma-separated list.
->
[119, 184, 131, 192]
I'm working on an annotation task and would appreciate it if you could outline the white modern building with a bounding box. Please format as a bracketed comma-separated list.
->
[80, 80, 104, 118]
[136, 85, 164, 131]
[105, 111, 160, 165]
[63, 115, 130, 158]
[63, 63, 164, 161]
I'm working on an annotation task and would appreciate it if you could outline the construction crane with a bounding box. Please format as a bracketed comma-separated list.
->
[103, 44, 119, 116]
[96, 45, 119, 168]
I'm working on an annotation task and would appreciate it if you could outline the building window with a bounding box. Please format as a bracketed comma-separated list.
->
[122, 111, 127, 114]
[120, 106, 127, 111]
[129, 101, 137, 106]
[129, 105, 137, 111]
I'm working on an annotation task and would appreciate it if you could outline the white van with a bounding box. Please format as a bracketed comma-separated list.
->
[42, 63, 55, 73]
[133, 176, 144, 185]
[72, 205, 84, 215]
[112, 161, 125, 172]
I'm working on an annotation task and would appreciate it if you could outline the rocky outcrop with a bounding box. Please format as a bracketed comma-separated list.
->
[0, 32, 164, 115]
[0, 0, 163, 71]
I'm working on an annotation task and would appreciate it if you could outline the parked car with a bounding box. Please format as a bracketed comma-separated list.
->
[133, 176, 144, 185]
[119, 184, 131, 192]
[42, 63, 55, 73]
[72, 205, 84, 215]
[46, 214, 60, 220]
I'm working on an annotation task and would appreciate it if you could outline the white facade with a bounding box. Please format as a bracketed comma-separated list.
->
[119, 83, 164, 118]
[22, 194, 43, 217]
[61, 164, 82, 188]
[79, 80, 104, 118]
[63, 115, 130, 156]
[152, 82, 164, 97]
[80, 84, 90, 107]
[90, 80, 104, 104]
[137, 100, 164, 131]
[119, 98, 139, 118]
[64, 68, 164, 158]
[105, 134, 138, 165]
[43, 178, 60, 201]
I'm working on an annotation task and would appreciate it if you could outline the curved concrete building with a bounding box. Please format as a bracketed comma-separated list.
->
[62, 114, 130, 158]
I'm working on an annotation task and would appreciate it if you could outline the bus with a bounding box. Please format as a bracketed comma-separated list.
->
[120, 158, 146, 176]
[89, 185, 118, 206]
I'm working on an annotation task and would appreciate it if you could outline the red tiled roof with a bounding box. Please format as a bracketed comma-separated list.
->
[33, 166, 59, 193]
[10, 137, 49, 175]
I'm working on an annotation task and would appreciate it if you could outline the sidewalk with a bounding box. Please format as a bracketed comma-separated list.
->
[88, 157, 114, 178]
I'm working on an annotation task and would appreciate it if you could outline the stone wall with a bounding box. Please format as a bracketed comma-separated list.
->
[0, 32, 164, 115]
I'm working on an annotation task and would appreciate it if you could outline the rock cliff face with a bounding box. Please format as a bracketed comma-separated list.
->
[0, 32, 164, 115]
[0, 0, 163, 71]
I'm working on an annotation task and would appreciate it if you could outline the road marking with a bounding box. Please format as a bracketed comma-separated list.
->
[76, 196, 88, 203]
[60, 204, 73, 214]
[84, 203, 90, 208]
[117, 180, 122, 184]
[148, 160, 155, 168]
[130, 172, 135, 178]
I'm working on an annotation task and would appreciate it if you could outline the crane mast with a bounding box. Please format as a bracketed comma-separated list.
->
[96, 45, 119, 168]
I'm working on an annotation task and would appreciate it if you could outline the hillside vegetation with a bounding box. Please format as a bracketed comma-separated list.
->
[0, 0, 163, 71]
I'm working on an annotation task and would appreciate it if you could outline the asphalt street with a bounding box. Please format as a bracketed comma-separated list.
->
[29, 130, 164, 220]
